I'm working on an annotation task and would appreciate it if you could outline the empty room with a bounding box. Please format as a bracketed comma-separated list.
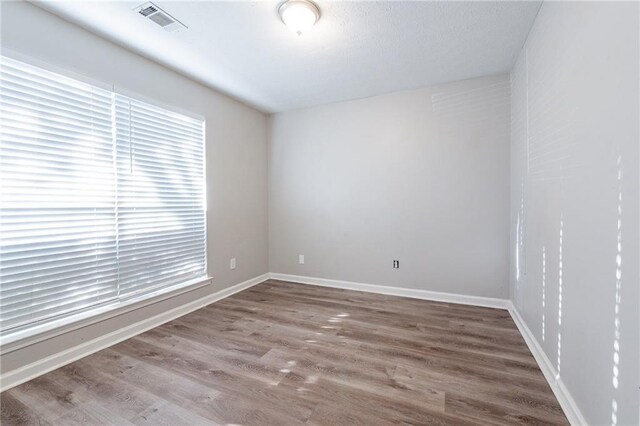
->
[0, 0, 638, 425]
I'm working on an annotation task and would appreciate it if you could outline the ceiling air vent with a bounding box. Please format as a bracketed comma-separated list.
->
[133, 2, 187, 32]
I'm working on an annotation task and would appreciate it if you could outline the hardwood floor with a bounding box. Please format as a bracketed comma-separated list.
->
[1, 280, 568, 425]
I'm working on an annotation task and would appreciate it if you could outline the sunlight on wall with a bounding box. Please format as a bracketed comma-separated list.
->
[525, 50, 530, 176]
[556, 215, 563, 380]
[516, 214, 521, 284]
[610, 155, 623, 426]
[542, 246, 546, 342]
[516, 178, 525, 309]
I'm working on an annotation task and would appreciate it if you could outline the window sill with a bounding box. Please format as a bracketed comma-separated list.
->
[0, 276, 213, 355]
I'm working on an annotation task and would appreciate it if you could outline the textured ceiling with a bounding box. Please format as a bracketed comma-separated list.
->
[35, 1, 541, 113]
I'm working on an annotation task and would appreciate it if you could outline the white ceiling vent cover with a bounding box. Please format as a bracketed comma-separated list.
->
[134, 2, 186, 32]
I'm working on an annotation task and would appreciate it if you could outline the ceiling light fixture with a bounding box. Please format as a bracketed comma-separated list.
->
[278, 0, 320, 36]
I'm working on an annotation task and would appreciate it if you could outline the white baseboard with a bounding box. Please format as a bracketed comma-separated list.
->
[268, 273, 510, 309]
[0, 273, 269, 392]
[507, 302, 587, 426]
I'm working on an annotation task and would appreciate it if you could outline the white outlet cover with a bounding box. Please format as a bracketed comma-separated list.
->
[230, 258, 236, 270]
[298, 254, 305, 265]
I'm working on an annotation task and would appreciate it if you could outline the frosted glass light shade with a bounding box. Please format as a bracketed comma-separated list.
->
[278, 0, 320, 35]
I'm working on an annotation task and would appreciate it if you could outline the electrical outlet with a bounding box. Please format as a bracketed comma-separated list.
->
[298, 254, 305, 265]
[393, 260, 399, 269]
[230, 258, 236, 270]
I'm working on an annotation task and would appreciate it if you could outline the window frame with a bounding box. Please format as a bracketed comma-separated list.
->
[0, 51, 211, 350]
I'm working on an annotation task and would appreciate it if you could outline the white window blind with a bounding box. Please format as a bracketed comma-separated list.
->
[0, 56, 207, 334]
[114, 95, 206, 297]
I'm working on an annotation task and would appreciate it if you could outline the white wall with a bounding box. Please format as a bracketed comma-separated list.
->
[0, 1, 269, 373]
[510, 2, 639, 425]
[269, 74, 510, 298]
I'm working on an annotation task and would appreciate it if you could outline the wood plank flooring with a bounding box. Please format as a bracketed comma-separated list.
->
[1, 280, 568, 425]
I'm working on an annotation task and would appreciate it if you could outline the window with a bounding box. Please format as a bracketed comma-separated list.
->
[0, 56, 207, 334]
